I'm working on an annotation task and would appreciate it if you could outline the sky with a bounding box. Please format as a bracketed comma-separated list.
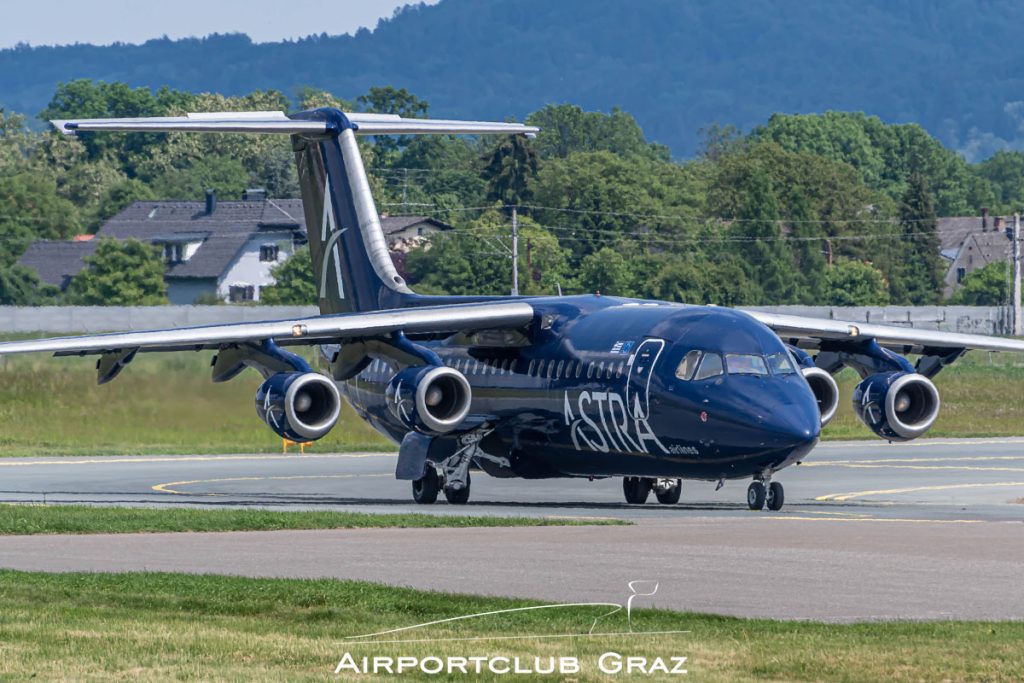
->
[0, 0, 440, 49]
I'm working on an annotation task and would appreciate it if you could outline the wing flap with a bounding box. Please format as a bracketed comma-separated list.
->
[745, 310, 1024, 353]
[0, 302, 534, 356]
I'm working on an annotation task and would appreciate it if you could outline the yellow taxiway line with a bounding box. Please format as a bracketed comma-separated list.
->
[815, 481, 1024, 502]
[0, 453, 396, 468]
[152, 473, 392, 495]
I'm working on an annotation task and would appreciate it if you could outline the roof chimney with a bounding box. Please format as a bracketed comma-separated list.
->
[981, 207, 989, 230]
[205, 189, 217, 216]
[242, 188, 266, 202]
[995, 216, 1003, 231]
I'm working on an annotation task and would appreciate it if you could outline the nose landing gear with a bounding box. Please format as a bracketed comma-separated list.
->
[747, 478, 785, 511]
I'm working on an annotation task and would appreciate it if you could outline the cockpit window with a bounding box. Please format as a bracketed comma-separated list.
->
[725, 354, 768, 376]
[675, 350, 702, 380]
[766, 351, 797, 375]
[694, 352, 724, 380]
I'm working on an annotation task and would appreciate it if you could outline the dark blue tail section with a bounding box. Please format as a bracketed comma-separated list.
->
[291, 108, 416, 314]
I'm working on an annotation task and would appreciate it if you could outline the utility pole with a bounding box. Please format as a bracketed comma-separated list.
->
[511, 206, 519, 296]
[1014, 213, 1021, 336]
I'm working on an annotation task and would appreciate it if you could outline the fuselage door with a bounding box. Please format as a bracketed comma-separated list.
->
[625, 338, 665, 421]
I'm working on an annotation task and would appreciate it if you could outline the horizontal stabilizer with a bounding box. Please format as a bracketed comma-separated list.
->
[51, 111, 539, 137]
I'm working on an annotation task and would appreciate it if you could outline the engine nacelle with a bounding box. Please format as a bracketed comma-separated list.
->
[802, 366, 839, 427]
[386, 365, 472, 435]
[255, 372, 341, 441]
[852, 372, 940, 441]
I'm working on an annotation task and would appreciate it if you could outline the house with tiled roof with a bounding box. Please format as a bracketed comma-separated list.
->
[17, 191, 452, 304]
[937, 209, 1012, 297]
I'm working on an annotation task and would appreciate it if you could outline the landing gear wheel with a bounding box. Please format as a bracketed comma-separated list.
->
[766, 482, 785, 511]
[443, 471, 471, 505]
[412, 468, 440, 504]
[623, 477, 652, 505]
[655, 479, 682, 505]
[747, 481, 766, 511]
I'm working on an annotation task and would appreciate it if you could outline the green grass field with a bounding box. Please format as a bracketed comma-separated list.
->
[1, 344, 1023, 456]
[0, 504, 626, 535]
[1, 571, 1020, 681]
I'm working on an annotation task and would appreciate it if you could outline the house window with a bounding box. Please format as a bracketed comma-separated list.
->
[956, 267, 966, 283]
[228, 285, 255, 303]
[260, 244, 280, 262]
[164, 243, 184, 264]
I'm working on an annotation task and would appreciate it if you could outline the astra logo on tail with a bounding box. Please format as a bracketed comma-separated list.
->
[318, 177, 347, 300]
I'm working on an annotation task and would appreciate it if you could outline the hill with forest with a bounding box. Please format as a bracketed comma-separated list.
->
[3, 0, 1024, 159]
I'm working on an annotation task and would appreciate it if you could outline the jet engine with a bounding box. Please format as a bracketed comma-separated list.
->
[386, 365, 472, 435]
[255, 372, 341, 441]
[802, 366, 840, 427]
[852, 372, 940, 441]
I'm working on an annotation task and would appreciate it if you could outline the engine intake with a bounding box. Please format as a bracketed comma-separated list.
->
[852, 372, 940, 441]
[386, 365, 472, 435]
[802, 366, 839, 427]
[255, 372, 341, 441]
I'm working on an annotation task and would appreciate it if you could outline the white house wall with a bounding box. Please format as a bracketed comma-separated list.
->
[217, 231, 296, 302]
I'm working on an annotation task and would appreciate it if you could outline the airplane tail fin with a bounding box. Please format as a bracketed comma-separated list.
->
[53, 109, 538, 314]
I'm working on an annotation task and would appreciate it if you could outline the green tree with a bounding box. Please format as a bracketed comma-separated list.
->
[357, 86, 429, 156]
[92, 178, 156, 229]
[532, 150, 703, 261]
[948, 261, 1009, 305]
[151, 156, 249, 201]
[975, 151, 1024, 212]
[0, 171, 80, 266]
[648, 253, 757, 306]
[482, 134, 539, 207]
[824, 258, 890, 306]
[260, 246, 316, 305]
[890, 172, 944, 305]
[578, 247, 634, 296]
[65, 238, 167, 305]
[0, 264, 60, 305]
[526, 104, 669, 160]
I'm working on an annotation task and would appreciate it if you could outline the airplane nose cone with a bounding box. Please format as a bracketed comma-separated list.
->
[764, 410, 820, 457]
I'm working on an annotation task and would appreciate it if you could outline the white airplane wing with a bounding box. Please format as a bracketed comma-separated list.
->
[744, 310, 1024, 353]
[0, 301, 533, 356]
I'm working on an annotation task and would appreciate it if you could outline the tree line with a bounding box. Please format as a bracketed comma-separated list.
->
[0, 80, 1020, 307]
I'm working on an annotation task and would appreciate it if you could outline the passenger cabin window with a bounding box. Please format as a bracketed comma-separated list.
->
[694, 353, 724, 380]
[766, 352, 797, 375]
[725, 354, 768, 376]
[675, 350, 702, 380]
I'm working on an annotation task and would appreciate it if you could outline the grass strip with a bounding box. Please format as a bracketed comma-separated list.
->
[0, 570, 1020, 681]
[0, 504, 626, 535]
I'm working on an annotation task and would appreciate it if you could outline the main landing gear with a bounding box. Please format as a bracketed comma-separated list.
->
[623, 477, 682, 505]
[747, 479, 784, 511]
[410, 425, 507, 506]
[412, 463, 472, 505]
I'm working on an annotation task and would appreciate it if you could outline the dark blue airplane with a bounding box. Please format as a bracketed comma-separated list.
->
[5, 108, 1023, 511]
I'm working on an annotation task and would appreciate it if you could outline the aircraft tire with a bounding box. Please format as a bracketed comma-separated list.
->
[623, 477, 652, 504]
[444, 472, 471, 505]
[766, 482, 785, 511]
[747, 482, 767, 510]
[412, 468, 440, 504]
[655, 479, 682, 505]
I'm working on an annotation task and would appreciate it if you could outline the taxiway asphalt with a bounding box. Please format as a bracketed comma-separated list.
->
[1, 438, 1022, 621]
